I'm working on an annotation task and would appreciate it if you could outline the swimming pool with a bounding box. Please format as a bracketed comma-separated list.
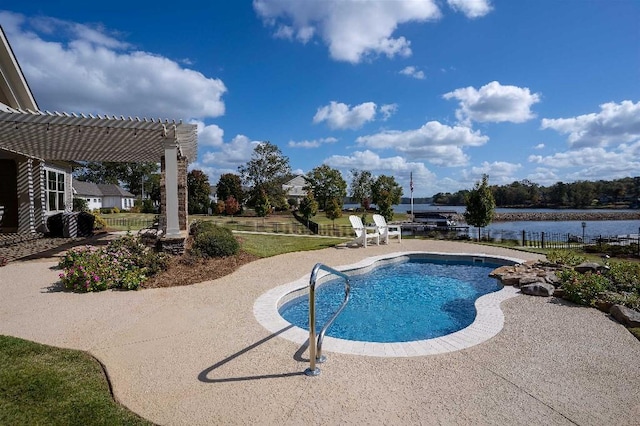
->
[253, 252, 525, 357]
[279, 259, 502, 343]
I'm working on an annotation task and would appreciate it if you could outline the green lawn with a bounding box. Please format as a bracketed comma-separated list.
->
[238, 233, 347, 257]
[0, 335, 151, 425]
[98, 211, 411, 233]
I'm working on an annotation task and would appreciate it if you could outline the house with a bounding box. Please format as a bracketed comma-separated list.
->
[209, 185, 218, 204]
[282, 175, 307, 205]
[0, 26, 197, 244]
[72, 179, 136, 211]
[72, 181, 103, 211]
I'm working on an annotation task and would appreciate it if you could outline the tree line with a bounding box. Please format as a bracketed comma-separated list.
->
[74, 142, 405, 222]
[433, 177, 640, 209]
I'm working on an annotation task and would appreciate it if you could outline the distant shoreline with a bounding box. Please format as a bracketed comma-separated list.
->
[458, 211, 640, 222]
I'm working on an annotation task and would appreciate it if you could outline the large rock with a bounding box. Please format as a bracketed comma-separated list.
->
[610, 305, 640, 328]
[521, 282, 555, 297]
[574, 262, 604, 274]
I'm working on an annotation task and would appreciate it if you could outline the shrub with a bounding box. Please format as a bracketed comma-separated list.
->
[58, 235, 168, 292]
[93, 213, 107, 230]
[72, 198, 89, 212]
[559, 269, 612, 306]
[189, 220, 221, 236]
[547, 249, 586, 266]
[141, 199, 155, 213]
[607, 261, 640, 293]
[191, 226, 239, 258]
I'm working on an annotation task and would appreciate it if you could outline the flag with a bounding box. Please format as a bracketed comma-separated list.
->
[410, 172, 414, 193]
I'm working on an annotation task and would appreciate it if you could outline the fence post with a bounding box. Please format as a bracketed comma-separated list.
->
[522, 230, 526, 247]
[541, 232, 545, 249]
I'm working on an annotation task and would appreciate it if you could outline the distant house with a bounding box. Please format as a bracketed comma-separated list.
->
[209, 185, 218, 204]
[283, 175, 307, 205]
[72, 181, 103, 211]
[72, 179, 136, 211]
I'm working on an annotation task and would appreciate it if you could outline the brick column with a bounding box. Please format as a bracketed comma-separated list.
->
[177, 155, 188, 231]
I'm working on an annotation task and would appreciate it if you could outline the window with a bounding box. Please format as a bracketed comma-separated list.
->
[46, 170, 66, 212]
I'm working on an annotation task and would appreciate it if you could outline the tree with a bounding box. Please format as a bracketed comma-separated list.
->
[254, 189, 271, 217]
[216, 173, 244, 210]
[350, 169, 373, 211]
[224, 196, 240, 217]
[298, 192, 318, 226]
[464, 174, 495, 241]
[238, 142, 291, 207]
[187, 170, 211, 214]
[303, 165, 347, 211]
[371, 175, 403, 222]
[146, 173, 162, 203]
[324, 197, 342, 230]
[75, 161, 158, 196]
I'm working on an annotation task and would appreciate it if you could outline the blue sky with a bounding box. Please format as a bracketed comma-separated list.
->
[1, 1, 639, 197]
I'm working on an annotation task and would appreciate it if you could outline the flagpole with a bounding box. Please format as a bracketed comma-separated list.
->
[410, 172, 414, 221]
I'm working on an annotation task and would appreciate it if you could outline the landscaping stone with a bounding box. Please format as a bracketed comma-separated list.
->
[610, 305, 640, 328]
[574, 262, 603, 274]
[490, 261, 565, 290]
[544, 271, 561, 286]
[521, 282, 555, 297]
[519, 275, 546, 286]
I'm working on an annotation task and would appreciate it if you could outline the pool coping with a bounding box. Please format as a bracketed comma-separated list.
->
[253, 251, 526, 357]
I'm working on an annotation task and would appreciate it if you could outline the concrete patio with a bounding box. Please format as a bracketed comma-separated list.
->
[0, 239, 638, 425]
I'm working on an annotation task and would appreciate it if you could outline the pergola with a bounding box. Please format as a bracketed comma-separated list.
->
[0, 106, 198, 238]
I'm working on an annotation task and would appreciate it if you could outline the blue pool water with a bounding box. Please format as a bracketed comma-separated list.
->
[279, 259, 502, 343]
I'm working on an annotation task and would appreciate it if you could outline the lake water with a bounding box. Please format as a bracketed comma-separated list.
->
[344, 203, 640, 237]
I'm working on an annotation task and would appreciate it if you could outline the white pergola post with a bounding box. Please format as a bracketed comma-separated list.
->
[164, 141, 180, 238]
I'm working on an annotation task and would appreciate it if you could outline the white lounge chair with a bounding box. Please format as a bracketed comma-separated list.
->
[349, 215, 379, 247]
[373, 214, 402, 244]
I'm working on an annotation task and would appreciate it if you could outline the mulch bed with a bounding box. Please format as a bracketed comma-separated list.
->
[141, 251, 259, 288]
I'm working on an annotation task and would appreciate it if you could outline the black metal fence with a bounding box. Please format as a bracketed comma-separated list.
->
[207, 220, 313, 235]
[475, 228, 640, 250]
[103, 217, 156, 230]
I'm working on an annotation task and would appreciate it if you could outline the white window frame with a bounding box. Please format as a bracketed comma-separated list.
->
[45, 168, 67, 212]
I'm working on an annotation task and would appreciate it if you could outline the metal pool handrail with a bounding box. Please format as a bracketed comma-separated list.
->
[305, 262, 350, 377]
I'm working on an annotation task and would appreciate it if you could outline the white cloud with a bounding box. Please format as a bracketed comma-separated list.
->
[443, 81, 541, 124]
[325, 150, 437, 194]
[190, 120, 224, 147]
[313, 101, 377, 130]
[533, 143, 545, 150]
[0, 11, 226, 120]
[288, 137, 338, 148]
[464, 161, 522, 185]
[380, 104, 398, 121]
[200, 134, 259, 170]
[447, 0, 493, 18]
[525, 168, 560, 186]
[355, 120, 488, 166]
[527, 141, 640, 181]
[254, 0, 442, 63]
[399, 66, 425, 79]
[541, 100, 640, 148]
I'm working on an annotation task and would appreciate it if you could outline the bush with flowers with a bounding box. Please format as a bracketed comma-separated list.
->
[58, 234, 168, 292]
[558, 260, 640, 310]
